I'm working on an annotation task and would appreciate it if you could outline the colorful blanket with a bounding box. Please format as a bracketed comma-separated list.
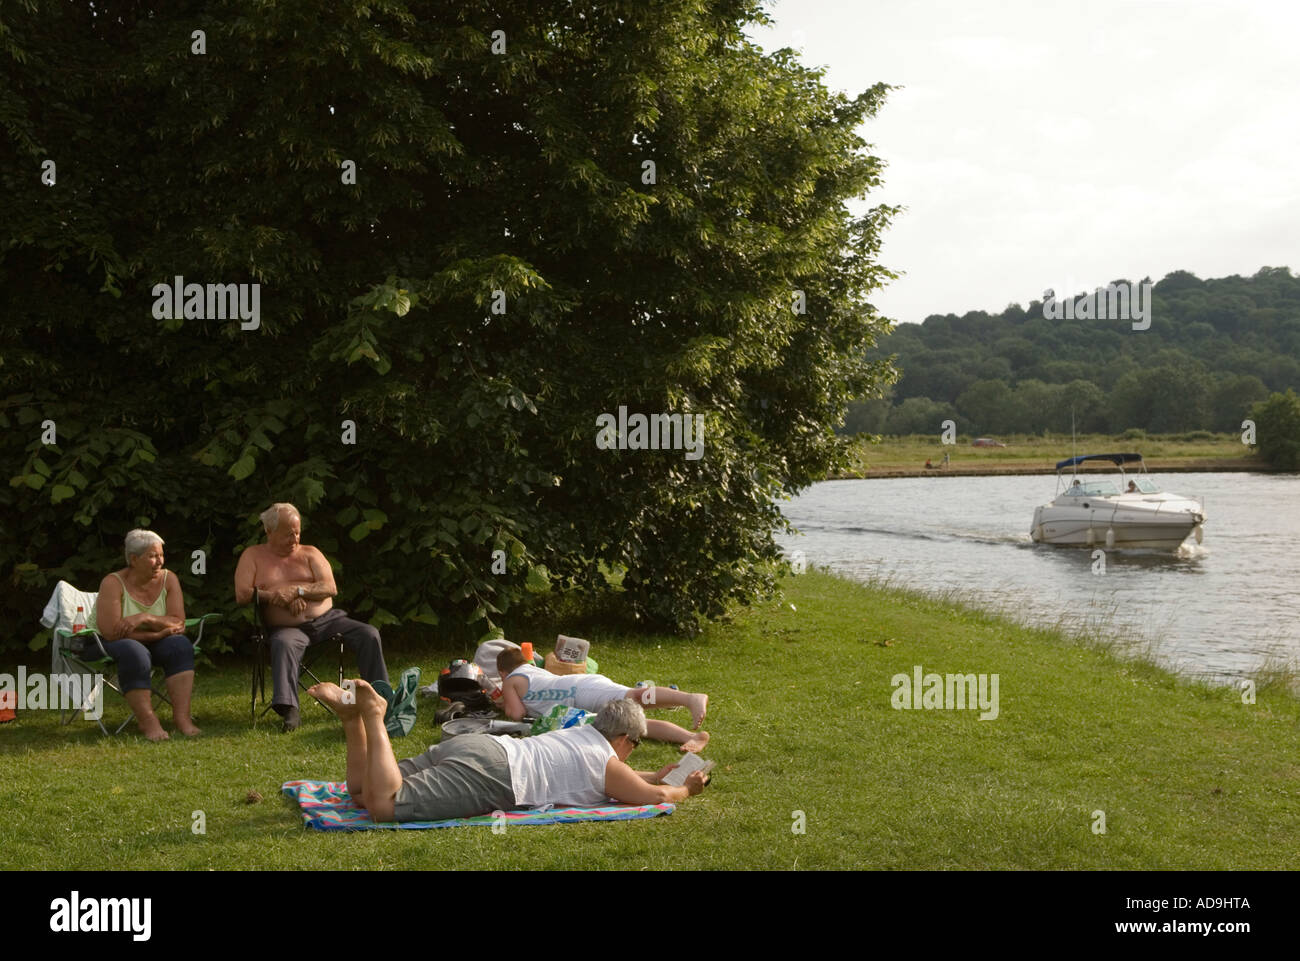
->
[282, 780, 675, 831]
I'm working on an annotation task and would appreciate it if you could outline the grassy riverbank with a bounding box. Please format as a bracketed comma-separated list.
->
[3, 569, 1297, 870]
[840, 432, 1263, 477]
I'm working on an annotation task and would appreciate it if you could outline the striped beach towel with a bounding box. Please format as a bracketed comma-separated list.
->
[282, 780, 674, 831]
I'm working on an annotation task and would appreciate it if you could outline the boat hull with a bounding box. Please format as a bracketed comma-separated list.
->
[1031, 503, 1203, 550]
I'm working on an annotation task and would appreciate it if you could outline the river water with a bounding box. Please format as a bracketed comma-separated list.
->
[776, 472, 1300, 682]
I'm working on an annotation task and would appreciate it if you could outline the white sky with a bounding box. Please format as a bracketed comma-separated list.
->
[749, 0, 1300, 325]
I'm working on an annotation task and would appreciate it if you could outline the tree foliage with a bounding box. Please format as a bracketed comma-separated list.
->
[846, 267, 1300, 437]
[1, 0, 898, 650]
[1249, 390, 1300, 470]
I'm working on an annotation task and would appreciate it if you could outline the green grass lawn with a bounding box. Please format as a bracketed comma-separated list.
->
[4, 570, 1297, 870]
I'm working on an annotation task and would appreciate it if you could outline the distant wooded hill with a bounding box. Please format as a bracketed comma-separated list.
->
[845, 266, 1300, 436]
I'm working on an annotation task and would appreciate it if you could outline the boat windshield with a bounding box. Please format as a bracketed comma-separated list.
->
[1062, 480, 1121, 497]
[1134, 478, 1160, 493]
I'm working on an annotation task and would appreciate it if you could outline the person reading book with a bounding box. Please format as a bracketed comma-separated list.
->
[307, 681, 709, 822]
[496, 648, 710, 753]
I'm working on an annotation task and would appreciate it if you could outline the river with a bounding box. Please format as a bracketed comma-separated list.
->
[776, 472, 1300, 682]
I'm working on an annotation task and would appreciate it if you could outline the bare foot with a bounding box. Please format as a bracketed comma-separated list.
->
[680, 729, 710, 753]
[352, 679, 389, 718]
[176, 720, 202, 737]
[686, 693, 708, 730]
[139, 717, 169, 742]
[307, 682, 358, 718]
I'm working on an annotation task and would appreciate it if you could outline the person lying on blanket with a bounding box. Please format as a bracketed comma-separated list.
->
[495, 648, 710, 753]
[308, 680, 709, 823]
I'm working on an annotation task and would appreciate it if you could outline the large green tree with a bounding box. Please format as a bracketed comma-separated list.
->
[1, 0, 898, 649]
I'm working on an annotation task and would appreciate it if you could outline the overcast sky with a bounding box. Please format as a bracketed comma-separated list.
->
[749, 0, 1300, 326]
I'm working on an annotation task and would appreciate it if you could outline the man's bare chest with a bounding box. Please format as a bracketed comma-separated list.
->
[256, 550, 314, 585]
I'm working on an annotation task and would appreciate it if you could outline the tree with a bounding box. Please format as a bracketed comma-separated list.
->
[883, 397, 956, 437]
[839, 394, 892, 435]
[1007, 379, 1057, 434]
[1109, 363, 1211, 433]
[955, 380, 1013, 435]
[1210, 374, 1270, 433]
[1055, 380, 1108, 433]
[895, 357, 972, 405]
[992, 336, 1035, 372]
[0, 0, 899, 647]
[1249, 390, 1300, 470]
[973, 356, 1013, 382]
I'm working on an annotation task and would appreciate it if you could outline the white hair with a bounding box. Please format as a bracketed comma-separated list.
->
[124, 529, 164, 564]
[591, 698, 648, 744]
[260, 503, 300, 534]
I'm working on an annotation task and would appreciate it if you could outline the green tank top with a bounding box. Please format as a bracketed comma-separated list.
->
[88, 572, 169, 633]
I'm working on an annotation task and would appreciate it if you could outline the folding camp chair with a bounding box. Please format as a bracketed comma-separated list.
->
[248, 588, 344, 723]
[40, 580, 217, 736]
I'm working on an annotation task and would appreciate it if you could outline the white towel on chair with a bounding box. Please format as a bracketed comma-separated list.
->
[41, 580, 100, 673]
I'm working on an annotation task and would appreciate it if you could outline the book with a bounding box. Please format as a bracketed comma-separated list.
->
[661, 752, 715, 786]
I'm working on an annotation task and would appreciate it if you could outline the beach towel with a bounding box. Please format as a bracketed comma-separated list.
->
[281, 780, 674, 831]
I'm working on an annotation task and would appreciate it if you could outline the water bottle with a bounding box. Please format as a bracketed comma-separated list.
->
[73, 606, 86, 633]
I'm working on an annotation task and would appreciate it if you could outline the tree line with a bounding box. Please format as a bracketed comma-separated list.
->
[844, 267, 1300, 437]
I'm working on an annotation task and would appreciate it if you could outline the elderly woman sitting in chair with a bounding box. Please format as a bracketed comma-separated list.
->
[90, 529, 200, 741]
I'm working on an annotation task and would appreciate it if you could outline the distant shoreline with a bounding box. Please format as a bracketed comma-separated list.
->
[836, 433, 1279, 479]
[832, 458, 1274, 479]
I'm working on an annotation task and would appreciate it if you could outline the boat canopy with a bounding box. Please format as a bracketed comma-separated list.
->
[1055, 452, 1144, 471]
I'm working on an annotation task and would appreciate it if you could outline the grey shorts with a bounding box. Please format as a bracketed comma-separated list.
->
[393, 734, 516, 822]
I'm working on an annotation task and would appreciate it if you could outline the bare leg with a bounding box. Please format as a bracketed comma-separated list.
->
[309, 680, 402, 821]
[124, 688, 168, 741]
[342, 716, 368, 804]
[645, 718, 711, 753]
[357, 681, 402, 821]
[167, 671, 200, 736]
[625, 687, 708, 729]
[308, 682, 369, 805]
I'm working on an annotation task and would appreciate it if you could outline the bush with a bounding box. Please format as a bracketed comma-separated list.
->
[1249, 390, 1300, 470]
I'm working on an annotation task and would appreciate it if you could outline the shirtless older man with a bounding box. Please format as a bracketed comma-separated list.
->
[235, 502, 389, 731]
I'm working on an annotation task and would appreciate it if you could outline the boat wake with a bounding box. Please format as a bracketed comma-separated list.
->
[788, 522, 1033, 548]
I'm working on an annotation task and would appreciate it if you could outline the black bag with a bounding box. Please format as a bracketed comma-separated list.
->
[438, 658, 495, 716]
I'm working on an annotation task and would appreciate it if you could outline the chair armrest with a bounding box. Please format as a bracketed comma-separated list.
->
[185, 613, 219, 649]
[56, 628, 111, 661]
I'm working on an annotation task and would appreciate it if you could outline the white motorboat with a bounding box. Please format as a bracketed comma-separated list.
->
[1030, 453, 1205, 550]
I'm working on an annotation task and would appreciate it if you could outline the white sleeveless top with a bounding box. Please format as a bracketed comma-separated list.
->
[507, 663, 581, 715]
[496, 724, 616, 808]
